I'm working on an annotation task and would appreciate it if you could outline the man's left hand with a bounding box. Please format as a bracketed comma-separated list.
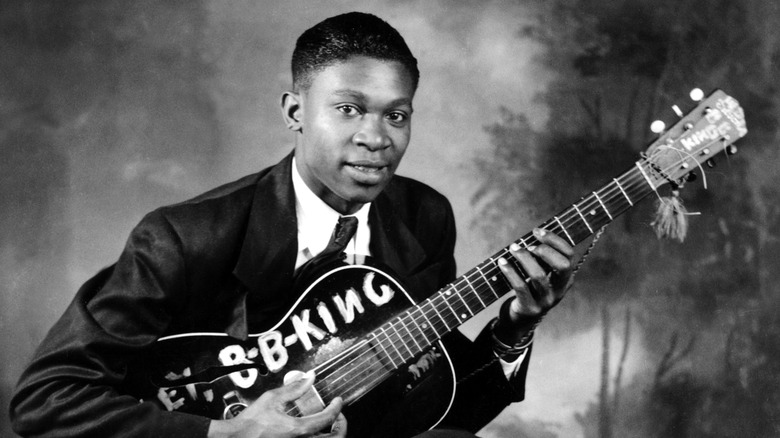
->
[494, 228, 574, 345]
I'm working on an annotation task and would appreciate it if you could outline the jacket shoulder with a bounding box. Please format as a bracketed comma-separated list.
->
[154, 158, 283, 223]
[132, 168, 272, 262]
[382, 175, 454, 227]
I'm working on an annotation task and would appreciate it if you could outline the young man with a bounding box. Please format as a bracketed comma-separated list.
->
[10, 12, 574, 438]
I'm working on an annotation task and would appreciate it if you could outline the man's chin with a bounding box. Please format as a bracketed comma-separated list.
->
[344, 183, 387, 205]
[349, 189, 383, 204]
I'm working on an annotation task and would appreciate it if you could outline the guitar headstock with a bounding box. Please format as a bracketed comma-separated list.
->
[643, 89, 747, 187]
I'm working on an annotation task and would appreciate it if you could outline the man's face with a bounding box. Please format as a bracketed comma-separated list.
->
[287, 56, 415, 215]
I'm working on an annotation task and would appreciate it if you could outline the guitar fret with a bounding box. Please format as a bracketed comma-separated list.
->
[455, 291, 473, 319]
[421, 313, 439, 348]
[418, 305, 440, 339]
[554, 215, 575, 245]
[379, 326, 403, 366]
[426, 298, 451, 332]
[431, 295, 457, 332]
[593, 191, 613, 220]
[390, 321, 414, 359]
[371, 331, 398, 369]
[399, 315, 423, 354]
[442, 290, 463, 324]
[476, 264, 500, 299]
[573, 203, 593, 234]
[463, 275, 487, 309]
[409, 307, 435, 348]
[635, 162, 657, 190]
[613, 178, 633, 206]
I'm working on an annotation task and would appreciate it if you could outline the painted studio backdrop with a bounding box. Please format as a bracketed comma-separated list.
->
[2, 1, 779, 437]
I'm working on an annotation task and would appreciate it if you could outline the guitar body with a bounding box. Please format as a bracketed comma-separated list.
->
[131, 258, 456, 437]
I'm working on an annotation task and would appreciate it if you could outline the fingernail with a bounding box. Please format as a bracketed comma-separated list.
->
[284, 370, 315, 385]
[509, 243, 520, 251]
[534, 228, 547, 237]
[498, 257, 508, 266]
[527, 245, 537, 252]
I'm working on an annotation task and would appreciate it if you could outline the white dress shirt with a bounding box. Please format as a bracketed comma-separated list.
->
[291, 158, 371, 270]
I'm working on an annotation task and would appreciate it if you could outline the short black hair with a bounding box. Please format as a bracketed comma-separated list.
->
[291, 12, 419, 92]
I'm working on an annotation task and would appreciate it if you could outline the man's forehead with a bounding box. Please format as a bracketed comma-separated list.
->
[304, 57, 414, 102]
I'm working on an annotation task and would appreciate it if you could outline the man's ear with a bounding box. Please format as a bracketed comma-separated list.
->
[281, 91, 303, 132]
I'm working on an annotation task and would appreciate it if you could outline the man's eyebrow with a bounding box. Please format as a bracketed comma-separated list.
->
[331, 89, 413, 108]
[331, 89, 368, 101]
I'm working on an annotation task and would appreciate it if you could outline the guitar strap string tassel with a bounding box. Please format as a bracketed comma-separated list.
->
[651, 186, 689, 242]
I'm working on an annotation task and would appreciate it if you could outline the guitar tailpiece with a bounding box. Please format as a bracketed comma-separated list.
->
[222, 391, 247, 419]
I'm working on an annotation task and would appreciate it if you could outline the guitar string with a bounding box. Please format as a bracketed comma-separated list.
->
[306, 162, 664, 404]
[314, 155, 662, 377]
[301, 156, 683, 404]
[336, 137, 729, 400]
[284, 136, 727, 411]
[311, 103, 735, 393]
[304, 167, 653, 404]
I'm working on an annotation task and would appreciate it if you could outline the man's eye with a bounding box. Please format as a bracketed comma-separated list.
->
[387, 112, 408, 123]
[337, 105, 359, 116]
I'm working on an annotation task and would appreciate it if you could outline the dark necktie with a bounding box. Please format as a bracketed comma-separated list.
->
[295, 216, 359, 287]
[319, 215, 359, 260]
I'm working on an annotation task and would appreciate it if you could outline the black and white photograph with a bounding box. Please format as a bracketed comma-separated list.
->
[1, 1, 778, 437]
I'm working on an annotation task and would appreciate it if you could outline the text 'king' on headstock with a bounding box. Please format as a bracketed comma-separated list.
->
[643, 89, 747, 187]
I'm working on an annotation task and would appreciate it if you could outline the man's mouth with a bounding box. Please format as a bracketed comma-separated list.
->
[344, 161, 390, 184]
[349, 164, 384, 172]
[346, 162, 387, 173]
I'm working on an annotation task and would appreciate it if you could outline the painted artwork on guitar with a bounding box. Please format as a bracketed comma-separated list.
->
[130, 89, 747, 435]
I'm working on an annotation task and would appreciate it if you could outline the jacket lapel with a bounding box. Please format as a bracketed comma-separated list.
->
[231, 154, 299, 333]
[369, 191, 427, 286]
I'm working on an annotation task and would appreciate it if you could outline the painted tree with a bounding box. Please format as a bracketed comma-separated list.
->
[473, 0, 780, 436]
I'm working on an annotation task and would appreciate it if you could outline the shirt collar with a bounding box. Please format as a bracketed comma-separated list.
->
[291, 158, 371, 267]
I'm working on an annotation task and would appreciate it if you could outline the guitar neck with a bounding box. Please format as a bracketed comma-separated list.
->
[369, 159, 662, 366]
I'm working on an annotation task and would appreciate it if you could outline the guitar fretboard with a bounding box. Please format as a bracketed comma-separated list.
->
[376, 160, 661, 360]
[313, 159, 664, 405]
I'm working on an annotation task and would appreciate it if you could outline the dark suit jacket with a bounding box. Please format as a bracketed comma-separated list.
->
[10, 154, 527, 437]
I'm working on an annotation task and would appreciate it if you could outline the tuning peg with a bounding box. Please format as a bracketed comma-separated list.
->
[672, 105, 684, 118]
[690, 88, 704, 102]
[706, 158, 716, 168]
[650, 120, 666, 134]
[685, 171, 697, 182]
[727, 145, 738, 155]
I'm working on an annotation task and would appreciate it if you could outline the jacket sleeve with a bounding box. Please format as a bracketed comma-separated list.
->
[439, 327, 530, 432]
[9, 211, 211, 438]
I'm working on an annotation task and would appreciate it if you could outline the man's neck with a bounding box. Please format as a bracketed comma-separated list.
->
[291, 158, 370, 218]
[292, 159, 366, 215]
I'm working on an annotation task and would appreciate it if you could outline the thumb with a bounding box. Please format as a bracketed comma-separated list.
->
[277, 370, 316, 403]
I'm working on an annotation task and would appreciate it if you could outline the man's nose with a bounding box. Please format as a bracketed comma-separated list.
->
[352, 116, 391, 151]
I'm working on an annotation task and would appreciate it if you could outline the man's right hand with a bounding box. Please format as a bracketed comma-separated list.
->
[207, 373, 347, 438]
